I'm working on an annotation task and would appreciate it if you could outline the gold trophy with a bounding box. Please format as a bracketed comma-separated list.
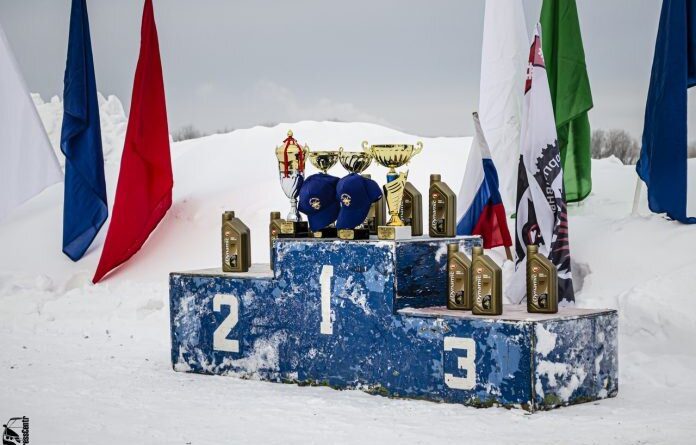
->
[307, 149, 341, 238]
[275, 130, 310, 237]
[338, 147, 372, 175]
[308, 150, 340, 174]
[362, 141, 423, 240]
[336, 147, 374, 240]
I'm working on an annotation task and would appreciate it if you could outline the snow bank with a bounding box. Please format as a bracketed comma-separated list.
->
[32, 92, 128, 167]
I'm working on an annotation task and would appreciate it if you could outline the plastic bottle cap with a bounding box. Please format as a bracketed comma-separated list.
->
[223, 211, 235, 221]
[271, 211, 281, 220]
[362, 174, 371, 179]
[430, 174, 441, 183]
[472, 246, 483, 255]
[447, 243, 459, 252]
[527, 244, 538, 254]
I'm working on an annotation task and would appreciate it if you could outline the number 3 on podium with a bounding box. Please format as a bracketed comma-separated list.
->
[213, 294, 239, 352]
[444, 337, 476, 390]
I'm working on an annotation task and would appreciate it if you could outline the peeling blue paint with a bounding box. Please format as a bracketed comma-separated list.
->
[169, 237, 618, 411]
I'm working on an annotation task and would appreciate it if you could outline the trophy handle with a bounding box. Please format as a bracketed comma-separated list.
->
[362, 140, 372, 156]
[413, 141, 423, 156]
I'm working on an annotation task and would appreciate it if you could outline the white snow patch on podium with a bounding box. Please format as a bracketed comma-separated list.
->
[535, 324, 558, 357]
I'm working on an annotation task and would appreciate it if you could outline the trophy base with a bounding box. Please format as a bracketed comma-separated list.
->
[278, 221, 310, 238]
[377, 225, 412, 240]
[312, 227, 338, 239]
[338, 228, 370, 240]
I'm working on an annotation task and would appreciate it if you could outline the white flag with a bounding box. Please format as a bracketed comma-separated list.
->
[478, 0, 529, 213]
[0, 24, 62, 221]
[511, 24, 574, 303]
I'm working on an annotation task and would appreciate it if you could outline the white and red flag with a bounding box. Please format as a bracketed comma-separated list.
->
[456, 112, 513, 251]
[512, 24, 574, 303]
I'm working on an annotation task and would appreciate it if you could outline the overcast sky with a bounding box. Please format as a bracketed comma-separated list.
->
[0, 0, 691, 139]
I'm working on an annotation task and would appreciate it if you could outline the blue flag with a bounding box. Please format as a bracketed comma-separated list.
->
[637, 0, 696, 223]
[61, 0, 107, 260]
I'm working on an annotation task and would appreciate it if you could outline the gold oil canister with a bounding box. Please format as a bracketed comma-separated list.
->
[526, 244, 558, 313]
[402, 181, 423, 236]
[447, 243, 472, 310]
[429, 174, 456, 237]
[374, 192, 387, 235]
[222, 211, 251, 273]
[471, 246, 502, 315]
[363, 174, 380, 235]
[269, 211, 283, 270]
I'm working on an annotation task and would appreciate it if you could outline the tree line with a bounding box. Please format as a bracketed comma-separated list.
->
[592, 129, 696, 165]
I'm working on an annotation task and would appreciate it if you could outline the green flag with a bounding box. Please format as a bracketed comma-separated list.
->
[540, 0, 593, 202]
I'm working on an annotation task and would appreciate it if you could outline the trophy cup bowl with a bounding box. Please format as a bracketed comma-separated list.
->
[338, 147, 373, 174]
[275, 130, 309, 224]
[362, 141, 423, 174]
[362, 141, 423, 234]
[308, 150, 340, 174]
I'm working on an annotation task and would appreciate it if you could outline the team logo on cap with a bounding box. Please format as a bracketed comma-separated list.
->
[341, 194, 352, 207]
[310, 197, 321, 210]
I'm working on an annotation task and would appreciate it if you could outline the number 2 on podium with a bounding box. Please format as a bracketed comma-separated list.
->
[213, 293, 239, 352]
[212, 265, 333, 354]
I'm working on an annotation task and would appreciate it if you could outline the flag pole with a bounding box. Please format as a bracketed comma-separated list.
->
[631, 177, 642, 216]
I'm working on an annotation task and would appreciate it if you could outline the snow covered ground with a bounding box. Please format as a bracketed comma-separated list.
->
[1, 95, 695, 444]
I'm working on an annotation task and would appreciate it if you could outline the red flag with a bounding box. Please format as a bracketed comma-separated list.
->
[93, 0, 172, 283]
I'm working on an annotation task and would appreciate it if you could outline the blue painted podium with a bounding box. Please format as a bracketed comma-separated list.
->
[169, 237, 618, 411]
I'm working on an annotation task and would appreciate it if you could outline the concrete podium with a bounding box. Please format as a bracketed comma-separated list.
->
[169, 237, 618, 411]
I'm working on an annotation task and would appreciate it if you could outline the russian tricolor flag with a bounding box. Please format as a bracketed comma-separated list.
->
[456, 112, 513, 250]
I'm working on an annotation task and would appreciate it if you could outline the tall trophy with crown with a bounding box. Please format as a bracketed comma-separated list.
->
[275, 130, 310, 237]
[362, 141, 423, 239]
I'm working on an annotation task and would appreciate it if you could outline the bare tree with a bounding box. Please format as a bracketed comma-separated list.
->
[214, 126, 235, 135]
[172, 124, 205, 142]
[606, 129, 640, 164]
[591, 129, 607, 159]
[590, 129, 640, 165]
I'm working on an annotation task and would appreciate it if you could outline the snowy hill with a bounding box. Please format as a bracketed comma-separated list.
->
[0, 103, 475, 286]
[1, 97, 695, 443]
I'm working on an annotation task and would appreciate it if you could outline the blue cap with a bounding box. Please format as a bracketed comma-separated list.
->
[335, 173, 383, 229]
[298, 173, 340, 231]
